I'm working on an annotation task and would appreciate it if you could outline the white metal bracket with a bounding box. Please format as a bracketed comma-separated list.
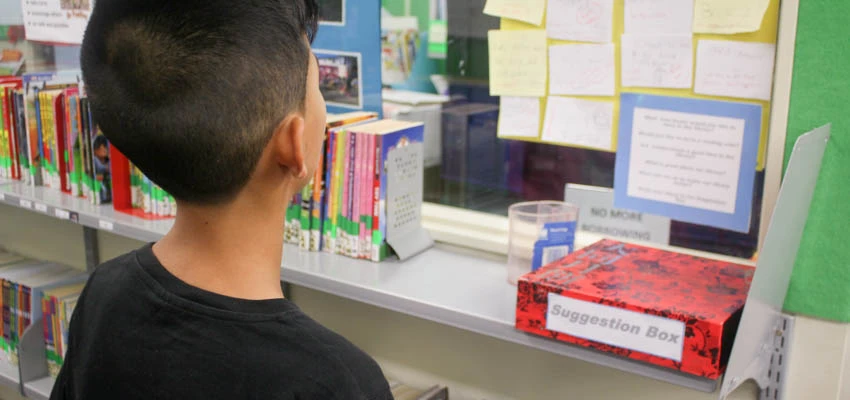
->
[720, 126, 829, 400]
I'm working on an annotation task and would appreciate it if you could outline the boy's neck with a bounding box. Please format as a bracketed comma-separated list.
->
[152, 191, 287, 301]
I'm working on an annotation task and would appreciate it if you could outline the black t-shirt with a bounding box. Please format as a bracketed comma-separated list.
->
[51, 244, 392, 400]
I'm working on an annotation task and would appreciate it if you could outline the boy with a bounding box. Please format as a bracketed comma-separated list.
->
[52, 1, 393, 399]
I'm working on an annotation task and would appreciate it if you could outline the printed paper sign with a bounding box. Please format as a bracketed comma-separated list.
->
[628, 108, 744, 214]
[565, 184, 671, 245]
[694, 40, 776, 101]
[547, 292, 685, 361]
[621, 34, 693, 89]
[498, 97, 541, 138]
[22, 0, 92, 45]
[487, 30, 548, 97]
[614, 93, 761, 233]
[624, 0, 694, 34]
[542, 96, 614, 151]
[483, 0, 546, 26]
[546, 0, 614, 43]
[693, 0, 770, 34]
[549, 43, 615, 96]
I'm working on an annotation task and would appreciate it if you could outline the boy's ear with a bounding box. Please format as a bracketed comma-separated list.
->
[272, 115, 308, 179]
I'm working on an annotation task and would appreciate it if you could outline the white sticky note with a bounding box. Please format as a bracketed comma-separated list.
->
[54, 208, 70, 220]
[546, 0, 614, 43]
[621, 34, 693, 89]
[624, 0, 694, 34]
[549, 44, 616, 96]
[542, 97, 614, 151]
[693, 0, 770, 34]
[627, 107, 745, 214]
[99, 220, 114, 231]
[487, 30, 548, 97]
[694, 40, 776, 101]
[498, 97, 541, 138]
[483, 0, 546, 26]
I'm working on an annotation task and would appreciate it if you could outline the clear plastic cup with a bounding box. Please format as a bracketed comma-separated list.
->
[507, 201, 579, 285]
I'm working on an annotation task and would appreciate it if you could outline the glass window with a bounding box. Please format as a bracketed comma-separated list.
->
[382, 0, 778, 260]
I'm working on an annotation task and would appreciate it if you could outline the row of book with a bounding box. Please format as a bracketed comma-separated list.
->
[130, 163, 177, 218]
[285, 112, 424, 262]
[0, 72, 176, 220]
[0, 249, 85, 377]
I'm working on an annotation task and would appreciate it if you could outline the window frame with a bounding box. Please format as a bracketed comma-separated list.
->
[421, 0, 801, 261]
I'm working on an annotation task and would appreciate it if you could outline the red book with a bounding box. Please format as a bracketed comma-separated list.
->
[516, 239, 754, 379]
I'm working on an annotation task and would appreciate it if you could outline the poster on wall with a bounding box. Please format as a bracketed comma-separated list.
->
[613, 93, 761, 233]
[315, 50, 362, 109]
[313, 0, 382, 115]
[21, 0, 92, 45]
[318, 0, 345, 25]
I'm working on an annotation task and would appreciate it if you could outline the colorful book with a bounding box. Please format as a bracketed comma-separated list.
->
[345, 120, 425, 262]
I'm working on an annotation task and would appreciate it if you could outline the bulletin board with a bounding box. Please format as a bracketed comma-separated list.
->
[492, 0, 780, 171]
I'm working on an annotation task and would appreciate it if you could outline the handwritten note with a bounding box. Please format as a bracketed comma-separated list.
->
[542, 97, 614, 151]
[546, 0, 614, 43]
[693, 0, 770, 34]
[621, 34, 693, 89]
[627, 107, 745, 214]
[694, 40, 776, 101]
[624, 0, 694, 34]
[498, 97, 542, 138]
[488, 30, 548, 97]
[484, 0, 546, 26]
[549, 44, 615, 96]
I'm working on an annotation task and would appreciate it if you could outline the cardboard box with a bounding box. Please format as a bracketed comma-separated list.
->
[516, 239, 754, 379]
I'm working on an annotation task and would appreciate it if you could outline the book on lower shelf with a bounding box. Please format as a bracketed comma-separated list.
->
[0, 257, 87, 368]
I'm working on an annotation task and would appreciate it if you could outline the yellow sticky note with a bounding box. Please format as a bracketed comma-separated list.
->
[693, 0, 770, 34]
[483, 0, 545, 26]
[487, 30, 548, 97]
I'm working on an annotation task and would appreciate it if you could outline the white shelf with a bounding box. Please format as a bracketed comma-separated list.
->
[23, 377, 54, 400]
[0, 359, 19, 391]
[0, 180, 718, 393]
[0, 181, 170, 242]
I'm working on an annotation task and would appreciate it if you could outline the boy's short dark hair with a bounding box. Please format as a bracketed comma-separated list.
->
[81, 0, 319, 204]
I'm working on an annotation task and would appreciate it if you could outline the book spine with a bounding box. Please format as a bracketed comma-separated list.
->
[36, 91, 44, 186]
[42, 297, 54, 374]
[9, 91, 20, 181]
[63, 94, 73, 193]
[360, 135, 377, 260]
[0, 279, 6, 354]
[371, 136, 383, 262]
[56, 94, 70, 193]
[299, 180, 312, 251]
[142, 174, 152, 214]
[352, 132, 363, 258]
[331, 130, 346, 254]
[339, 131, 351, 256]
[310, 147, 324, 252]
[11, 283, 19, 353]
[355, 134, 373, 259]
[321, 129, 336, 252]
[0, 89, 7, 180]
[346, 132, 357, 258]
[3, 88, 16, 180]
